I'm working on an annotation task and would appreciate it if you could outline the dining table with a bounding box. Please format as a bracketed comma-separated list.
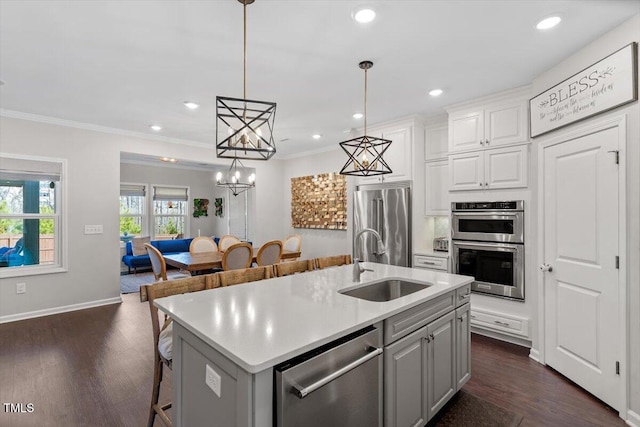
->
[163, 248, 301, 273]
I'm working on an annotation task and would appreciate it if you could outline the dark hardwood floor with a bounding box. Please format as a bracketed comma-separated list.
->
[0, 294, 624, 426]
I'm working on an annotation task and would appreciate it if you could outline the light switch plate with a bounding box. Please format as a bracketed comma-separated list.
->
[84, 225, 103, 235]
[16, 283, 26, 294]
[205, 364, 221, 397]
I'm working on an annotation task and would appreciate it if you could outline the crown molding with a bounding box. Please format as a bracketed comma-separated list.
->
[0, 109, 212, 149]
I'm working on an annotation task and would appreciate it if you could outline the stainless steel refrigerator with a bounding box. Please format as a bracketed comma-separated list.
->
[353, 181, 411, 267]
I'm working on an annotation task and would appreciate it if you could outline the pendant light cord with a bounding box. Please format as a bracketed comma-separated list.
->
[364, 67, 368, 136]
[243, 0, 247, 100]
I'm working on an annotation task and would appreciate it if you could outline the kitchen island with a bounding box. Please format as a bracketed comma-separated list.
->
[155, 262, 473, 427]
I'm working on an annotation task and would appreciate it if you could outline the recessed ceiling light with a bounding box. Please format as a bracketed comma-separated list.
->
[353, 8, 376, 24]
[312, 134, 322, 140]
[160, 157, 177, 163]
[183, 101, 199, 110]
[536, 16, 561, 30]
[429, 89, 443, 97]
[353, 112, 364, 119]
[150, 125, 162, 131]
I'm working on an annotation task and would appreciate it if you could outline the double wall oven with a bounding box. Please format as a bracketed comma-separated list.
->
[451, 201, 525, 301]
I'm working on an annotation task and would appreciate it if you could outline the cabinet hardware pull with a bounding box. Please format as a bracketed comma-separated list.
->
[486, 139, 490, 145]
[479, 183, 483, 187]
[480, 140, 483, 145]
[494, 320, 510, 327]
[470, 315, 476, 318]
[423, 261, 437, 265]
[430, 333, 435, 341]
[458, 316, 464, 322]
[485, 182, 488, 187]
[425, 336, 431, 343]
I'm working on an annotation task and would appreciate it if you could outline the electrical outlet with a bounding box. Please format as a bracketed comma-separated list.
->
[84, 225, 103, 235]
[205, 364, 221, 397]
[16, 283, 26, 294]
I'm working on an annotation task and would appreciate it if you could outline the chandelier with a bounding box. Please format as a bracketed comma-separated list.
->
[216, 0, 276, 160]
[339, 61, 392, 176]
[215, 158, 255, 197]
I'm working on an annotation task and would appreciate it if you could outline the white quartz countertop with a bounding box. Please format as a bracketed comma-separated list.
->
[154, 263, 473, 374]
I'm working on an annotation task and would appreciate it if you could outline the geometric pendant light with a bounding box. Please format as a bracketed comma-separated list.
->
[216, 0, 277, 161]
[339, 60, 392, 177]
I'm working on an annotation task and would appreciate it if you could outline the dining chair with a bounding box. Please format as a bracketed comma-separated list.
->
[221, 242, 253, 270]
[282, 234, 302, 261]
[217, 265, 274, 287]
[189, 236, 218, 253]
[314, 254, 353, 269]
[256, 240, 283, 266]
[275, 259, 316, 277]
[218, 234, 241, 252]
[145, 243, 190, 281]
[140, 274, 219, 427]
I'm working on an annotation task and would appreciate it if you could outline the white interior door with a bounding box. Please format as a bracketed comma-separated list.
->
[228, 190, 247, 240]
[542, 125, 620, 410]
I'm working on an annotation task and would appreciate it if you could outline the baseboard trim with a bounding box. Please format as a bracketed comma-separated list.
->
[627, 410, 640, 426]
[0, 297, 122, 324]
[529, 348, 542, 363]
[471, 326, 532, 348]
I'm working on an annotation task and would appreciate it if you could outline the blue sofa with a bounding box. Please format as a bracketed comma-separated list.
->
[122, 238, 205, 274]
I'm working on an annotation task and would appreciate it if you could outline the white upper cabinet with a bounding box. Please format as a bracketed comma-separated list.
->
[449, 110, 484, 153]
[447, 87, 530, 154]
[425, 160, 450, 215]
[357, 119, 417, 185]
[425, 121, 449, 161]
[449, 144, 528, 191]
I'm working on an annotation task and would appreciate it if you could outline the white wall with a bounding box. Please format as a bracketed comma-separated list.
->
[282, 149, 354, 260]
[0, 116, 285, 320]
[530, 14, 639, 421]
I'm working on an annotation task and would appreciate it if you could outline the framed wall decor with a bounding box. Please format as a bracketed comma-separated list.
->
[291, 172, 347, 230]
[530, 42, 638, 138]
[193, 198, 209, 217]
[214, 197, 224, 218]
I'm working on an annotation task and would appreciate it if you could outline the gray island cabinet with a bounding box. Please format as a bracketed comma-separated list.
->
[155, 263, 473, 427]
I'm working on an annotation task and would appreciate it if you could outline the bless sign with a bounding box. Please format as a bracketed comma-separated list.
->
[530, 42, 638, 138]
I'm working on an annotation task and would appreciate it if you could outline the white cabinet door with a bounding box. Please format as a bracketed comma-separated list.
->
[484, 100, 528, 148]
[449, 151, 483, 191]
[455, 303, 471, 390]
[425, 123, 448, 161]
[384, 327, 428, 427]
[484, 145, 528, 189]
[357, 125, 412, 185]
[425, 160, 449, 215]
[449, 110, 484, 153]
[426, 311, 456, 419]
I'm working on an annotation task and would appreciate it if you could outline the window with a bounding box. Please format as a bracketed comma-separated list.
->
[0, 155, 65, 277]
[119, 183, 146, 237]
[152, 185, 188, 240]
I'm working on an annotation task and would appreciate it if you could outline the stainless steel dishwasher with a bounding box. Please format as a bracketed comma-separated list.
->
[275, 325, 383, 427]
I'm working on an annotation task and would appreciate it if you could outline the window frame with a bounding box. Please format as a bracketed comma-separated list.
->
[150, 184, 190, 240]
[0, 153, 68, 278]
[119, 182, 148, 238]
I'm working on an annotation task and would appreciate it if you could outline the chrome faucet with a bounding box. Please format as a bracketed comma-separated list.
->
[353, 228, 386, 282]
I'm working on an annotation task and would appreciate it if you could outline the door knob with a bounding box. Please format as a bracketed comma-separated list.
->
[539, 263, 553, 272]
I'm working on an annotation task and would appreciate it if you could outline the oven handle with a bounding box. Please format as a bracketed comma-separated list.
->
[291, 346, 383, 399]
[451, 212, 522, 217]
[453, 241, 521, 251]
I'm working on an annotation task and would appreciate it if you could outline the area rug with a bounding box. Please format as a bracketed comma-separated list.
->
[120, 271, 156, 294]
[428, 390, 524, 427]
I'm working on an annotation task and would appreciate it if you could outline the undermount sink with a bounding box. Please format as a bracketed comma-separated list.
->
[339, 278, 432, 302]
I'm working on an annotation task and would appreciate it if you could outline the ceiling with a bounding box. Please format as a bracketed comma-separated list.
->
[1, 0, 638, 163]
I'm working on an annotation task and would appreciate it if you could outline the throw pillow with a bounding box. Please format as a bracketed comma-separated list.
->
[132, 236, 151, 256]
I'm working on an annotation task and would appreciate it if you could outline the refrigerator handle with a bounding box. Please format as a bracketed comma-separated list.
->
[377, 198, 384, 244]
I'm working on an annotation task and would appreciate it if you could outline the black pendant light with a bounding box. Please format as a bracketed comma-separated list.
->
[339, 61, 392, 177]
[216, 0, 276, 160]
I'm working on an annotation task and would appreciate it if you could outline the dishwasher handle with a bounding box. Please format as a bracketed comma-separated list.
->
[292, 347, 383, 399]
